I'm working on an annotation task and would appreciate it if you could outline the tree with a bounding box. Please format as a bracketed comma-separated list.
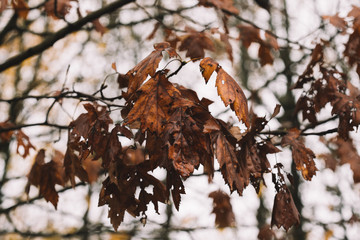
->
[0, 0, 360, 239]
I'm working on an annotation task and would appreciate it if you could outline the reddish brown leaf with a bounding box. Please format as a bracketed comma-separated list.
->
[11, 0, 29, 19]
[69, 102, 113, 160]
[64, 142, 89, 187]
[258, 224, 276, 240]
[82, 157, 102, 184]
[166, 167, 185, 210]
[348, 5, 360, 26]
[318, 153, 337, 171]
[219, 31, 234, 62]
[258, 44, 273, 66]
[264, 32, 279, 50]
[198, 0, 239, 15]
[271, 185, 300, 231]
[295, 67, 344, 125]
[344, 18, 360, 75]
[164, 108, 212, 178]
[99, 162, 167, 230]
[0, 121, 14, 142]
[117, 73, 129, 89]
[271, 104, 281, 119]
[123, 42, 177, 98]
[123, 147, 145, 166]
[126, 72, 181, 133]
[102, 125, 122, 170]
[146, 22, 160, 40]
[238, 25, 279, 66]
[329, 138, 360, 183]
[200, 57, 219, 83]
[237, 116, 280, 193]
[293, 44, 324, 89]
[281, 128, 317, 180]
[216, 67, 249, 127]
[92, 18, 108, 35]
[212, 131, 248, 195]
[44, 0, 74, 19]
[209, 190, 236, 228]
[179, 27, 215, 61]
[331, 91, 360, 140]
[15, 130, 35, 158]
[25, 149, 65, 209]
[322, 14, 347, 31]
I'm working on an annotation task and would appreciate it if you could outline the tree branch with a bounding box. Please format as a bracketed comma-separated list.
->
[0, 0, 135, 72]
[0, 182, 86, 215]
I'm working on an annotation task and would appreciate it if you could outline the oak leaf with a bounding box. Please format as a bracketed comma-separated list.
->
[166, 167, 185, 210]
[179, 27, 215, 61]
[126, 72, 181, 133]
[238, 25, 279, 66]
[69, 102, 113, 160]
[122, 42, 177, 97]
[271, 185, 300, 231]
[64, 140, 89, 187]
[331, 91, 360, 140]
[99, 162, 167, 230]
[200, 57, 249, 126]
[324, 138, 360, 183]
[25, 149, 65, 209]
[200, 57, 219, 83]
[82, 157, 102, 183]
[15, 130, 35, 158]
[281, 128, 317, 180]
[209, 190, 236, 228]
[216, 67, 249, 127]
[164, 108, 211, 178]
[212, 131, 248, 195]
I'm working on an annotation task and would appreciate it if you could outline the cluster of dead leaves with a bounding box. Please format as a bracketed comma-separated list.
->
[18, 41, 305, 231]
[294, 44, 360, 140]
[148, 21, 279, 66]
[108, 42, 290, 230]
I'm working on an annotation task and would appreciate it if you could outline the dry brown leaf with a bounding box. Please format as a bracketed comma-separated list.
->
[271, 186, 300, 231]
[281, 128, 317, 180]
[11, 0, 29, 19]
[15, 130, 35, 158]
[322, 14, 347, 31]
[179, 27, 215, 61]
[25, 149, 65, 209]
[44, 0, 74, 19]
[126, 72, 181, 133]
[209, 190, 236, 228]
[123, 42, 177, 97]
[216, 67, 249, 127]
[199, 57, 219, 83]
